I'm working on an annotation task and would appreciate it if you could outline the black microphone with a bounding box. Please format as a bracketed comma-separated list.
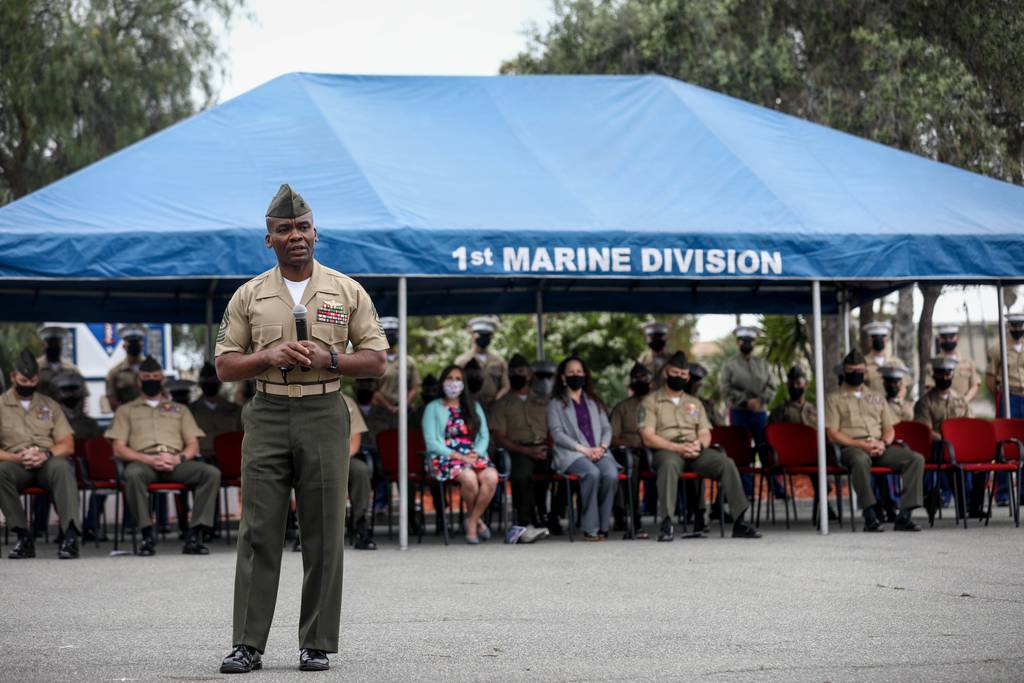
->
[294, 304, 309, 372]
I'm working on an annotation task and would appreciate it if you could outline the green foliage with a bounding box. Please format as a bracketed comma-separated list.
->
[0, 323, 42, 387]
[0, 0, 246, 202]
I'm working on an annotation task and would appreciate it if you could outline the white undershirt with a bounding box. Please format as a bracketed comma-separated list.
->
[145, 399, 160, 408]
[1015, 342, 1023, 353]
[20, 400, 30, 411]
[475, 353, 487, 364]
[285, 277, 310, 306]
[670, 396, 681, 406]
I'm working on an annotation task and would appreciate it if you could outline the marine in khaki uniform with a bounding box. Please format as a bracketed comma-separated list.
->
[769, 366, 817, 428]
[609, 362, 653, 538]
[342, 394, 375, 550]
[353, 377, 393, 446]
[454, 317, 508, 410]
[189, 362, 242, 459]
[923, 324, 979, 401]
[216, 184, 387, 674]
[36, 325, 88, 401]
[985, 312, 1024, 418]
[490, 354, 552, 529]
[106, 356, 218, 555]
[880, 365, 915, 424]
[825, 349, 925, 532]
[720, 326, 776, 444]
[104, 324, 148, 411]
[372, 316, 421, 420]
[639, 351, 761, 541]
[637, 320, 671, 384]
[0, 351, 81, 559]
[685, 362, 724, 427]
[863, 321, 912, 395]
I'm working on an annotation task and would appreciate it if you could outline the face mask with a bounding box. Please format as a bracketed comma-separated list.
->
[647, 337, 666, 352]
[844, 371, 865, 387]
[140, 379, 163, 397]
[565, 375, 586, 391]
[15, 384, 36, 398]
[475, 333, 492, 349]
[739, 340, 754, 355]
[443, 379, 464, 398]
[532, 378, 553, 396]
[355, 388, 375, 405]
[385, 332, 398, 347]
[199, 381, 220, 398]
[1011, 329, 1024, 341]
[939, 340, 957, 352]
[870, 337, 886, 352]
[665, 375, 687, 392]
[467, 376, 484, 394]
[883, 381, 900, 400]
[789, 386, 805, 401]
[509, 374, 528, 391]
[126, 340, 143, 356]
[933, 375, 953, 391]
[45, 346, 62, 363]
[629, 380, 650, 397]
[60, 395, 79, 408]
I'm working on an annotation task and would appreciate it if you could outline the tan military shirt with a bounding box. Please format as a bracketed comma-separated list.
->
[865, 354, 912, 394]
[638, 388, 711, 444]
[106, 358, 142, 407]
[720, 354, 777, 410]
[489, 391, 548, 445]
[215, 261, 389, 384]
[637, 349, 670, 385]
[105, 397, 205, 454]
[610, 396, 644, 448]
[825, 388, 892, 440]
[36, 358, 89, 399]
[378, 353, 421, 405]
[986, 340, 1024, 394]
[189, 397, 242, 456]
[769, 400, 817, 428]
[342, 394, 368, 437]
[454, 349, 509, 408]
[914, 388, 971, 436]
[885, 397, 915, 424]
[0, 389, 73, 452]
[700, 397, 725, 427]
[352, 401, 392, 447]
[923, 354, 980, 397]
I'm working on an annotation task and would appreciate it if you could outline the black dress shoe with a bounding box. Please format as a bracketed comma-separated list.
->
[82, 529, 108, 543]
[354, 517, 377, 550]
[731, 520, 762, 538]
[137, 536, 156, 556]
[546, 516, 564, 536]
[221, 644, 262, 673]
[862, 516, 884, 532]
[657, 517, 674, 542]
[9, 537, 36, 559]
[967, 508, 990, 520]
[299, 648, 330, 671]
[182, 531, 210, 555]
[58, 535, 80, 559]
[893, 517, 922, 532]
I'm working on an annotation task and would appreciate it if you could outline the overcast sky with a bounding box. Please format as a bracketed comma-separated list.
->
[218, 2, 1016, 340]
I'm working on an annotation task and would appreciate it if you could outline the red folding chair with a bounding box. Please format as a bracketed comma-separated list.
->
[763, 423, 845, 530]
[376, 428, 427, 543]
[710, 425, 758, 534]
[940, 418, 1020, 528]
[213, 431, 244, 544]
[893, 420, 949, 526]
[82, 436, 123, 549]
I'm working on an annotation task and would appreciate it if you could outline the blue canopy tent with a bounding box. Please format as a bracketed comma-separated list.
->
[2, 73, 1023, 541]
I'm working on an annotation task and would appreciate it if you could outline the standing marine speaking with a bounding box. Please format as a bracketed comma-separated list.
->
[216, 184, 387, 674]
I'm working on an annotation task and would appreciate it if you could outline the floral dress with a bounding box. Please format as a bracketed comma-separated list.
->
[432, 405, 494, 481]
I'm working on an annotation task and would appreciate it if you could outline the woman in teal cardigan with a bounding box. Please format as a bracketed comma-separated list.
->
[422, 364, 498, 544]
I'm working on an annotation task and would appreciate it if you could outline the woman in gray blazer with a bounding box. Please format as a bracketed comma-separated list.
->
[546, 356, 619, 541]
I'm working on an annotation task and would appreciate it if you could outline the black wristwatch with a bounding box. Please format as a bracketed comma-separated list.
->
[329, 349, 338, 371]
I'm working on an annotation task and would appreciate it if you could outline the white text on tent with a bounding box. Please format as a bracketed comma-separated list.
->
[497, 246, 782, 275]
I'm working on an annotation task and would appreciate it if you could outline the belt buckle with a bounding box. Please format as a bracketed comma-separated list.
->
[288, 384, 304, 399]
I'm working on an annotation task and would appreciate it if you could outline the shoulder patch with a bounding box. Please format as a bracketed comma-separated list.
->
[216, 308, 229, 344]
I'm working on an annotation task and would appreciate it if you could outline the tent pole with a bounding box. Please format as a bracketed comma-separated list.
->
[536, 284, 545, 360]
[205, 287, 215, 361]
[812, 281, 829, 535]
[997, 284, 1012, 417]
[398, 277, 409, 551]
[840, 286, 851, 355]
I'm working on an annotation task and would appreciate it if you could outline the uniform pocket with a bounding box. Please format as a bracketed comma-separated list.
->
[311, 322, 347, 350]
[253, 324, 283, 347]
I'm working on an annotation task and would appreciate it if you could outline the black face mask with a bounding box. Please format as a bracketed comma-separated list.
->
[199, 381, 220, 398]
[140, 379, 163, 397]
[870, 337, 886, 352]
[933, 375, 953, 391]
[789, 386, 805, 401]
[15, 384, 36, 398]
[475, 333, 492, 349]
[467, 376, 484, 393]
[125, 340, 143, 356]
[60, 395, 79, 408]
[939, 340, 957, 352]
[883, 381, 900, 400]
[565, 375, 586, 391]
[630, 380, 650, 397]
[647, 337, 666, 352]
[1011, 329, 1024, 341]
[665, 375, 687, 392]
[844, 371, 865, 387]
[739, 340, 754, 355]
[385, 332, 398, 348]
[509, 374, 528, 391]
[355, 388, 375, 405]
[45, 346, 62, 363]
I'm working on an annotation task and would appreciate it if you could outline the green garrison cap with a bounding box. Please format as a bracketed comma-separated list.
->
[139, 356, 162, 373]
[843, 349, 866, 366]
[14, 350, 39, 378]
[508, 353, 529, 369]
[266, 183, 312, 218]
[665, 350, 689, 370]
